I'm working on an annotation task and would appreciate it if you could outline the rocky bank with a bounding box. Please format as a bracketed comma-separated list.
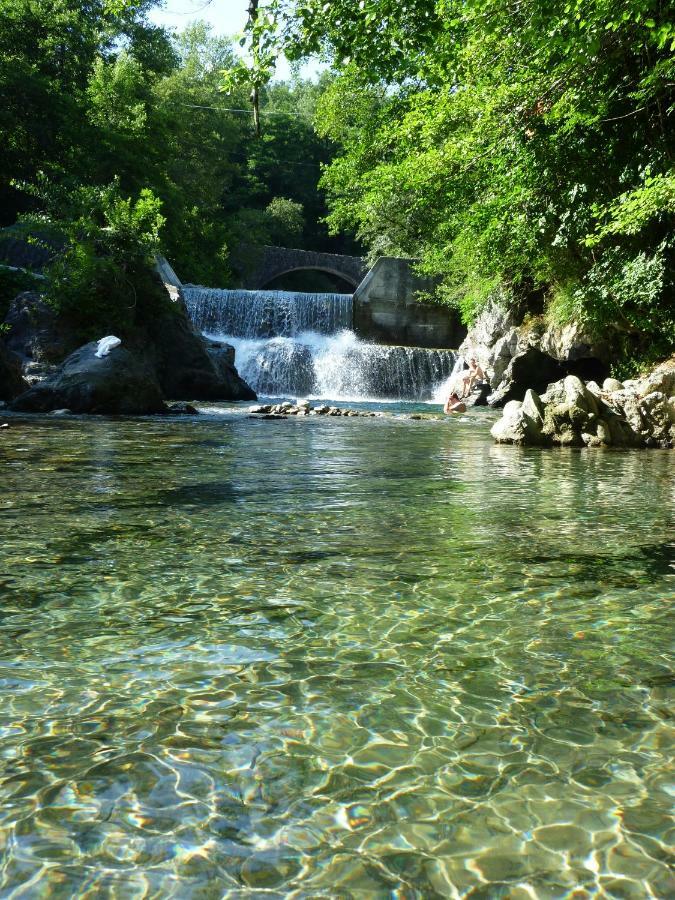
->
[458, 298, 610, 407]
[491, 359, 675, 449]
[1, 285, 255, 414]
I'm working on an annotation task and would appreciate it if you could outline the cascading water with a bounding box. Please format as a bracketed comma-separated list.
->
[184, 286, 457, 401]
[185, 288, 353, 339]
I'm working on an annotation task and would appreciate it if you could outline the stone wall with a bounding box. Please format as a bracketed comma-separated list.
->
[353, 258, 465, 349]
[242, 246, 367, 291]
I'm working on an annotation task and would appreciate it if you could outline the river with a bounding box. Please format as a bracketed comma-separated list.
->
[0, 405, 673, 896]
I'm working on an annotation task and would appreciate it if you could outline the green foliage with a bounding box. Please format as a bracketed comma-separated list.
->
[568, 243, 674, 356]
[1, 2, 352, 302]
[589, 173, 675, 243]
[270, 0, 675, 366]
[265, 197, 304, 245]
[18, 177, 166, 338]
[87, 53, 149, 134]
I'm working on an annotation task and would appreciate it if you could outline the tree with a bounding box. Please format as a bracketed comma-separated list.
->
[257, 0, 675, 364]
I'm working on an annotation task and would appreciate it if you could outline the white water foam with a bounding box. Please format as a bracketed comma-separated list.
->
[205, 329, 456, 402]
[431, 355, 467, 404]
[184, 286, 457, 402]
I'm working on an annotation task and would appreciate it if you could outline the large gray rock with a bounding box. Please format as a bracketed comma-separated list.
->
[460, 298, 610, 407]
[149, 304, 256, 401]
[11, 342, 166, 414]
[491, 390, 548, 445]
[491, 400, 527, 444]
[205, 341, 257, 401]
[0, 341, 28, 401]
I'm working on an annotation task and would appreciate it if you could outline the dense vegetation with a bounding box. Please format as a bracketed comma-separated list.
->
[0, 0, 351, 335]
[1, 0, 673, 366]
[246, 0, 673, 367]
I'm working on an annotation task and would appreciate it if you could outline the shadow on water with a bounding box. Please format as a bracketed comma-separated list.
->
[156, 481, 238, 507]
[522, 540, 675, 584]
[639, 540, 675, 576]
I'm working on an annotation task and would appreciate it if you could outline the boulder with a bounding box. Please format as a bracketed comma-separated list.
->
[205, 340, 235, 367]
[205, 342, 256, 401]
[149, 306, 256, 401]
[491, 391, 549, 445]
[491, 400, 526, 444]
[464, 381, 491, 408]
[491, 358, 675, 449]
[0, 340, 28, 400]
[460, 298, 610, 407]
[11, 342, 167, 414]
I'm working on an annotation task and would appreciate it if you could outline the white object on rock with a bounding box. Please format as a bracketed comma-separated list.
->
[95, 336, 122, 358]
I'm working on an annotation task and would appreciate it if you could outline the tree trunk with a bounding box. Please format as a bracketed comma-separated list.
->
[248, 0, 261, 137]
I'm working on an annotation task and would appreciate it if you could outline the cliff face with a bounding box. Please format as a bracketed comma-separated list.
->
[458, 300, 610, 406]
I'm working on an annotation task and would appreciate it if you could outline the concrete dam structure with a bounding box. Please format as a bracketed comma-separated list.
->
[353, 257, 465, 350]
[233, 247, 464, 351]
[164, 251, 466, 401]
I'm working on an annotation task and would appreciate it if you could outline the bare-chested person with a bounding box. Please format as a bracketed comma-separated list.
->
[444, 392, 466, 414]
[460, 357, 485, 399]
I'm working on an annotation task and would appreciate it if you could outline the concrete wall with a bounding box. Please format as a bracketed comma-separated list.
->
[353, 257, 465, 350]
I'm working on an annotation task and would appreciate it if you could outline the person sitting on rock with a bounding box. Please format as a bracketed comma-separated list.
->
[444, 392, 467, 414]
[460, 357, 485, 398]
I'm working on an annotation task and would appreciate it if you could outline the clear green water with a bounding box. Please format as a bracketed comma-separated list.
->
[0, 407, 673, 898]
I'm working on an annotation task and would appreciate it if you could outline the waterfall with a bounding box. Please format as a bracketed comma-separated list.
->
[184, 287, 353, 338]
[183, 286, 456, 401]
[431, 355, 467, 403]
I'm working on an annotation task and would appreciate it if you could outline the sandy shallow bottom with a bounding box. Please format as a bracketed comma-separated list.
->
[0, 407, 673, 897]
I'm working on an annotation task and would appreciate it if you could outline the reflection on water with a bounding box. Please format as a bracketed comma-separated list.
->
[0, 410, 673, 897]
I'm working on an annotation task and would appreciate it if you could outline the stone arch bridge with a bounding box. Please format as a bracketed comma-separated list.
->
[242, 246, 367, 290]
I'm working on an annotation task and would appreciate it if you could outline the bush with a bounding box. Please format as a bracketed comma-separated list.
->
[17, 178, 167, 339]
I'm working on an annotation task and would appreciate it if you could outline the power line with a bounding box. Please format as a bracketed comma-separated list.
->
[179, 102, 306, 117]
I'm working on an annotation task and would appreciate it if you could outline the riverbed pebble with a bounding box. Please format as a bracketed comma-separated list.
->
[248, 403, 397, 419]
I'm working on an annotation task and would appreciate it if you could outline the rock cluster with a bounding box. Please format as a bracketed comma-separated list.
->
[459, 298, 609, 406]
[491, 360, 675, 448]
[249, 402, 383, 419]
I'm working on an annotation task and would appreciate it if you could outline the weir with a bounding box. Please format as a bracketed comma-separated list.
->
[183, 285, 457, 401]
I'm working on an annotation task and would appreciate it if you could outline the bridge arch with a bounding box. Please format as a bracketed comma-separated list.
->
[242, 247, 367, 292]
[259, 265, 361, 291]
